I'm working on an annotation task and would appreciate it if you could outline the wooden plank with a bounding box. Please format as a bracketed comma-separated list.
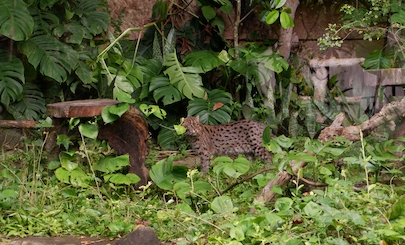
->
[46, 99, 120, 118]
[0, 120, 39, 128]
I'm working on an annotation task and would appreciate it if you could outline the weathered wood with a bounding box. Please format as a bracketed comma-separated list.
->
[46, 99, 150, 187]
[99, 107, 150, 187]
[46, 99, 119, 118]
[319, 97, 405, 142]
[0, 120, 39, 128]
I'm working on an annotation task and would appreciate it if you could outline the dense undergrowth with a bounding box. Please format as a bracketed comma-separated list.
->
[1, 129, 405, 245]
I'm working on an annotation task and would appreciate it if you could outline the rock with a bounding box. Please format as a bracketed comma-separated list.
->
[115, 227, 160, 245]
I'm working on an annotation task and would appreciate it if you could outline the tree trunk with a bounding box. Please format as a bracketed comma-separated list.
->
[277, 0, 300, 59]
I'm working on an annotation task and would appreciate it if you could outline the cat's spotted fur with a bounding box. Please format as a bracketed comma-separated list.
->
[182, 116, 272, 174]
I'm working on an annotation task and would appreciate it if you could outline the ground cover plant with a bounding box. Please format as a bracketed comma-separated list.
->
[1, 123, 405, 244]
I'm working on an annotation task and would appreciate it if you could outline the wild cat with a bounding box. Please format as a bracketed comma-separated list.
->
[181, 116, 272, 174]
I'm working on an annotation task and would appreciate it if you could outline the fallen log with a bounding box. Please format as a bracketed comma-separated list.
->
[256, 96, 405, 203]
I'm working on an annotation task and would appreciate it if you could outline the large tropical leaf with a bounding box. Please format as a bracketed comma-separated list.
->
[163, 52, 205, 99]
[19, 34, 79, 83]
[149, 76, 182, 105]
[76, 0, 109, 36]
[54, 22, 85, 44]
[363, 50, 392, 69]
[187, 89, 232, 125]
[0, 51, 24, 106]
[184, 51, 225, 73]
[8, 83, 45, 120]
[0, 0, 34, 41]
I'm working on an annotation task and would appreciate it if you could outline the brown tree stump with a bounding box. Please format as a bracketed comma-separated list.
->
[46, 99, 150, 187]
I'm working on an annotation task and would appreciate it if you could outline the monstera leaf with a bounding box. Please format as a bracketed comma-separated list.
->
[0, 51, 24, 106]
[363, 50, 392, 69]
[8, 83, 45, 120]
[163, 52, 205, 99]
[19, 34, 79, 83]
[149, 76, 182, 105]
[184, 51, 224, 73]
[187, 89, 232, 125]
[76, 0, 110, 36]
[0, 0, 34, 41]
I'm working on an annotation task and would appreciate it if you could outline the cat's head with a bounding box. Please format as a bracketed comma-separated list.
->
[181, 116, 202, 136]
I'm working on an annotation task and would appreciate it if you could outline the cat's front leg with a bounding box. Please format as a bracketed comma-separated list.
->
[200, 153, 210, 175]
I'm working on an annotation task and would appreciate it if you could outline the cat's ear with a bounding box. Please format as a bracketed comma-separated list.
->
[196, 115, 199, 121]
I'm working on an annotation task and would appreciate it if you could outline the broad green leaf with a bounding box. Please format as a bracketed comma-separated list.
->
[77, 1, 110, 36]
[275, 197, 293, 212]
[390, 11, 405, 25]
[265, 213, 283, 229]
[69, 168, 88, 187]
[19, 35, 79, 83]
[7, 83, 45, 120]
[163, 52, 205, 99]
[55, 168, 70, 183]
[0, 189, 19, 200]
[0, 0, 34, 41]
[363, 50, 392, 69]
[287, 152, 317, 162]
[75, 60, 92, 84]
[274, 135, 294, 149]
[152, 0, 169, 21]
[108, 103, 129, 117]
[60, 152, 78, 171]
[303, 201, 322, 217]
[78, 122, 98, 139]
[150, 76, 182, 105]
[95, 155, 130, 173]
[104, 173, 140, 185]
[149, 156, 188, 190]
[184, 51, 224, 73]
[187, 89, 232, 125]
[202, 6, 216, 20]
[174, 124, 186, 135]
[211, 196, 233, 214]
[193, 180, 211, 194]
[262, 126, 272, 145]
[266, 10, 279, 25]
[274, 0, 287, 9]
[54, 23, 85, 44]
[101, 106, 119, 124]
[280, 11, 294, 29]
[211, 16, 225, 34]
[173, 182, 192, 200]
[233, 157, 250, 175]
[157, 127, 178, 150]
[230, 226, 245, 241]
[0, 51, 24, 106]
[115, 90, 135, 103]
[57, 134, 73, 150]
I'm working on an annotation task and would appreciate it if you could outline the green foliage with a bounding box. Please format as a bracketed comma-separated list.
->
[187, 89, 233, 124]
[319, 0, 405, 67]
[0, 0, 110, 119]
[163, 52, 205, 99]
[364, 50, 393, 69]
[0, 50, 24, 107]
[0, 0, 34, 41]
[149, 155, 188, 190]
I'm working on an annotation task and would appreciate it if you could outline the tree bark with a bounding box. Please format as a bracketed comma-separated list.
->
[277, 0, 300, 59]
